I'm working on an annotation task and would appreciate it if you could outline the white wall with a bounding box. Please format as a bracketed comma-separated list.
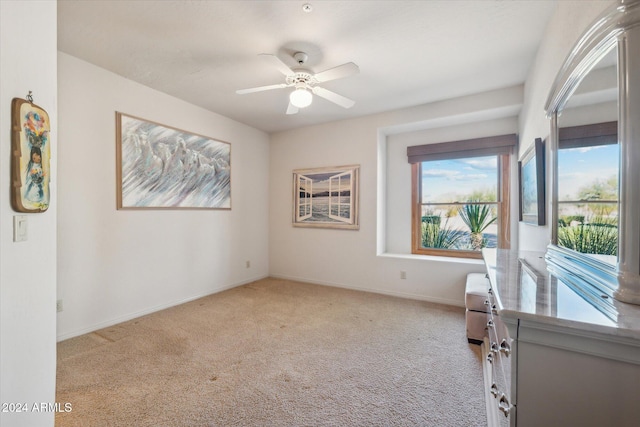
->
[0, 1, 58, 426]
[268, 0, 616, 303]
[52, 1, 617, 340]
[57, 53, 270, 340]
[0, 3, 618, 426]
[518, 0, 614, 251]
[269, 86, 523, 306]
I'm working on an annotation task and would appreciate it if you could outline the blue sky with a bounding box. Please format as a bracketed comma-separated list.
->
[421, 145, 619, 204]
[558, 144, 618, 200]
[421, 155, 497, 203]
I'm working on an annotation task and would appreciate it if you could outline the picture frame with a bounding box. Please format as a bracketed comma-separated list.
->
[116, 112, 231, 209]
[292, 164, 360, 230]
[11, 97, 51, 213]
[519, 138, 545, 225]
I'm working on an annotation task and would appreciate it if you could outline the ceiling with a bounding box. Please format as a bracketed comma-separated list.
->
[58, 0, 559, 134]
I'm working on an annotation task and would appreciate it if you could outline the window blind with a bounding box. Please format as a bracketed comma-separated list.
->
[407, 134, 517, 163]
[559, 121, 617, 149]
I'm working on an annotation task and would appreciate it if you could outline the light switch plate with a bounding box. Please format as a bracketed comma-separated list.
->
[13, 215, 28, 242]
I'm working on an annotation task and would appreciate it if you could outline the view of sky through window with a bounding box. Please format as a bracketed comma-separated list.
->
[421, 155, 497, 203]
[558, 144, 618, 201]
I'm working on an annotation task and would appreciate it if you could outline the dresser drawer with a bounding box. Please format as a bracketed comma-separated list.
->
[485, 287, 514, 426]
[488, 318, 512, 419]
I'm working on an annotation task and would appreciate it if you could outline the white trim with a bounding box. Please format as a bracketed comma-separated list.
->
[268, 273, 466, 307]
[377, 252, 485, 265]
[518, 318, 640, 365]
[296, 174, 313, 221]
[328, 171, 353, 223]
[56, 275, 269, 342]
[545, 0, 637, 115]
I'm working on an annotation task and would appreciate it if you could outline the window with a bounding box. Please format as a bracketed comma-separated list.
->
[297, 175, 313, 221]
[328, 171, 352, 222]
[557, 121, 618, 260]
[293, 165, 359, 229]
[407, 135, 515, 259]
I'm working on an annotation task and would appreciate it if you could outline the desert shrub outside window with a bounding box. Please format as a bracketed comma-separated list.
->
[557, 122, 619, 260]
[408, 135, 515, 259]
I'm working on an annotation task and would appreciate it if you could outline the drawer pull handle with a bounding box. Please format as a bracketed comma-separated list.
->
[498, 394, 511, 417]
[491, 342, 499, 353]
[490, 383, 499, 398]
[487, 353, 494, 364]
[488, 288, 493, 295]
[491, 304, 498, 314]
[486, 320, 494, 329]
[484, 299, 490, 306]
[500, 339, 511, 357]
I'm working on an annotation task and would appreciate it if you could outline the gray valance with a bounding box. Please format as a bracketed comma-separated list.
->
[407, 134, 517, 163]
[559, 121, 617, 149]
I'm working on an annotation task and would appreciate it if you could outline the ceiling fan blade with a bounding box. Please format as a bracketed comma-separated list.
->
[236, 83, 288, 94]
[314, 62, 360, 83]
[259, 53, 295, 76]
[286, 102, 299, 115]
[312, 86, 355, 109]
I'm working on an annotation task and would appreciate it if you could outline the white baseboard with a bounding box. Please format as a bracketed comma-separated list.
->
[268, 273, 465, 308]
[58, 274, 464, 342]
[56, 274, 269, 342]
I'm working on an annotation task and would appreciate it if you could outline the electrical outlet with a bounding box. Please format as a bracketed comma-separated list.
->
[400, 271, 407, 279]
[246, 260, 251, 269]
[56, 299, 63, 312]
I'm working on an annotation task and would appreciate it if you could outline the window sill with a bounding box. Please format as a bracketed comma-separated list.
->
[378, 252, 485, 265]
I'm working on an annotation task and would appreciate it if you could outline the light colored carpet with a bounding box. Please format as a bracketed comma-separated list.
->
[56, 278, 486, 426]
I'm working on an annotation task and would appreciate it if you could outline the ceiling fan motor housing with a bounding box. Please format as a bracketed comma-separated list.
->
[286, 71, 315, 87]
[236, 51, 358, 112]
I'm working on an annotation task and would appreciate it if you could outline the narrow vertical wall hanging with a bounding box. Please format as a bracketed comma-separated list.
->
[11, 92, 51, 212]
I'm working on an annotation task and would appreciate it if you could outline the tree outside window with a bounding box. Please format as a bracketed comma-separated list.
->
[408, 134, 514, 259]
[557, 142, 618, 257]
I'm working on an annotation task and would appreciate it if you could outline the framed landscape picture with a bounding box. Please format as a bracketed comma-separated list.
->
[292, 164, 360, 230]
[116, 113, 231, 209]
[11, 97, 51, 213]
[519, 138, 545, 225]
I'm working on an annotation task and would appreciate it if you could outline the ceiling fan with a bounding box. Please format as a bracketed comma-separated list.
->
[236, 52, 359, 115]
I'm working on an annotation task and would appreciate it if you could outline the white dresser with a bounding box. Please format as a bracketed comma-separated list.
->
[481, 248, 640, 427]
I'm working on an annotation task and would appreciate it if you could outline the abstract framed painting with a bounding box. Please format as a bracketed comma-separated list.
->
[292, 164, 359, 230]
[116, 113, 231, 209]
[519, 137, 545, 225]
[11, 97, 51, 213]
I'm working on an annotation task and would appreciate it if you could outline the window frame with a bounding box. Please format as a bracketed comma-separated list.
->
[296, 174, 313, 221]
[328, 170, 353, 223]
[408, 135, 514, 259]
[555, 121, 619, 256]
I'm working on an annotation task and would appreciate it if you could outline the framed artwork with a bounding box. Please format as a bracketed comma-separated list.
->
[519, 138, 545, 225]
[11, 97, 51, 213]
[292, 164, 360, 230]
[116, 112, 231, 209]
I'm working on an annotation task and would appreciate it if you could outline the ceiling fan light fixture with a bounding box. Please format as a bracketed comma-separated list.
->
[236, 52, 359, 114]
[290, 87, 313, 108]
